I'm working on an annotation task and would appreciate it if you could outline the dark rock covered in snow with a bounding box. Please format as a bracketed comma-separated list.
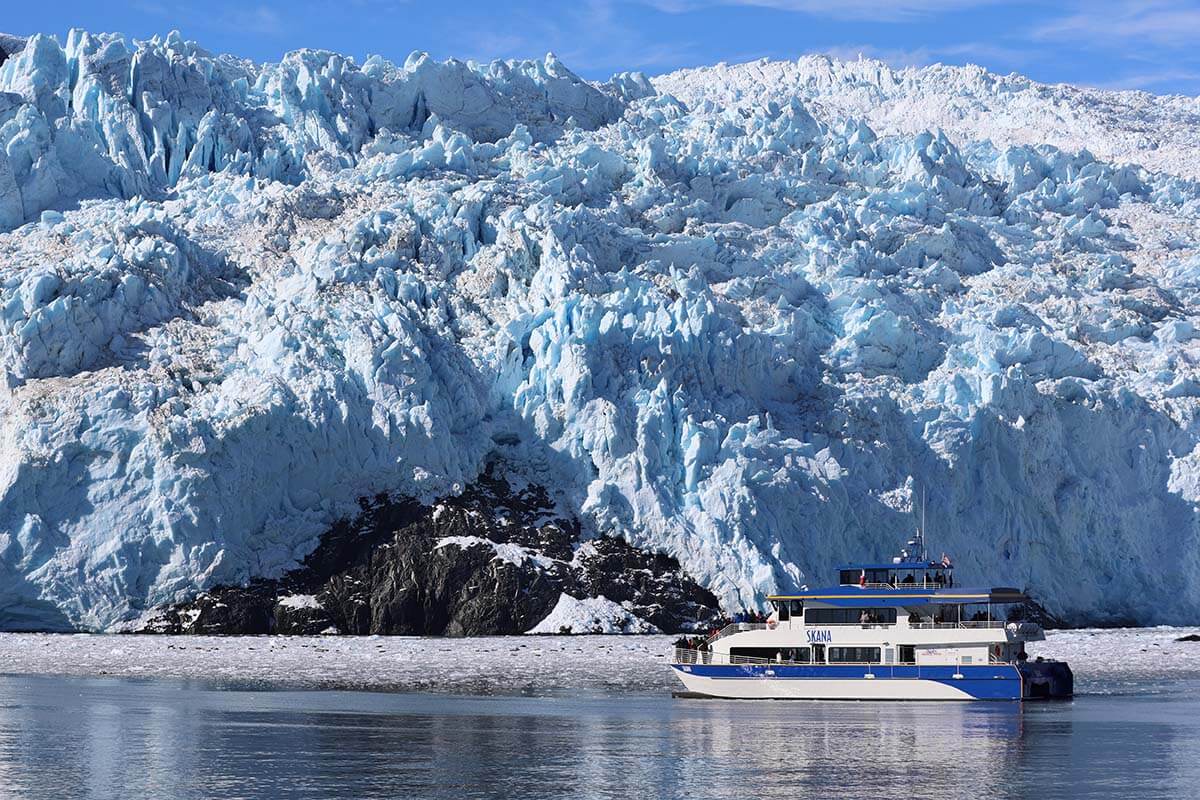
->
[136, 465, 722, 636]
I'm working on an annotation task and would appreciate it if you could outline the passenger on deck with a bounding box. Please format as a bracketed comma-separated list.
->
[908, 611, 921, 624]
[903, 574, 915, 585]
[860, 610, 871, 625]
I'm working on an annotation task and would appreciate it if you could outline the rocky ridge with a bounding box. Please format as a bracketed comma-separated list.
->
[136, 465, 721, 635]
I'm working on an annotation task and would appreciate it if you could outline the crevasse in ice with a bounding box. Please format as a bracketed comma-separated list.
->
[0, 30, 1198, 630]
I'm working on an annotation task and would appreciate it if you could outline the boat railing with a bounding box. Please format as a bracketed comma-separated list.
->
[672, 648, 1021, 668]
[909, 621, 1006, 629]
[705, 622, 767, 644]
[674, 647, 781, 666]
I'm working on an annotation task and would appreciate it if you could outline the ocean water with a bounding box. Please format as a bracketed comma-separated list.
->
[1, 674, 1199, 800]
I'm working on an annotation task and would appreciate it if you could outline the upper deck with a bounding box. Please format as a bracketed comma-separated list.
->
[768, 586, 1029, 607]
[834, 560, 954, 590]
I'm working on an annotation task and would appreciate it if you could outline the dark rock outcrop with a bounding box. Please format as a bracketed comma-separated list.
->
[1009, 599, 1070, 630]
[0, 34, 25, 67]
[138, 465, 722, 636]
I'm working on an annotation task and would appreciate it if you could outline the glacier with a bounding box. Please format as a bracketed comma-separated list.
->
[0, 29, 1199, 631]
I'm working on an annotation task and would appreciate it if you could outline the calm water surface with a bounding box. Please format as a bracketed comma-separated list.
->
[1, 675, 1198, 799]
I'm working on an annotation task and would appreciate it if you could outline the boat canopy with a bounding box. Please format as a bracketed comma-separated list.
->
[768, 586, 1028, 607]
[836, 561, 953, 572]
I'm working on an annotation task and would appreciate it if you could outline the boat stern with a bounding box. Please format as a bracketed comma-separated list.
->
[1018, 659, 1074, 699]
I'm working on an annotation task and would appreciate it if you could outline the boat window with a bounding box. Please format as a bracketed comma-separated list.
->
[828, 647, 881, 664]
[804, 607, 897, 625]
[841, 569, 894, 585]
[789, 600, 804, 617]
[777, 602, 789, 622]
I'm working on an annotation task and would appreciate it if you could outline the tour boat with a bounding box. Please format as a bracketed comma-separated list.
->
[669, 532, 1073, 701]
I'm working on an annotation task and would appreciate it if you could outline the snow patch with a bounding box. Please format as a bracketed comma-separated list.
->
[435, 536, 556, 570]
[277, 594, 322, 610]
[526, 594, 661, 635]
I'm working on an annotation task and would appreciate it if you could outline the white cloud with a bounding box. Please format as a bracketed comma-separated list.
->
[456, 0, 701, 73]
[120, 2, 289, 39]
[1093, 70, 1200, 93]
[644, 0, 1002, 22]
[1033, 1, 1200, 50]
[218, 6, 286, 36]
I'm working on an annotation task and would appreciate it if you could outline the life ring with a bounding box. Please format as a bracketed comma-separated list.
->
[767, 619, 778, 630]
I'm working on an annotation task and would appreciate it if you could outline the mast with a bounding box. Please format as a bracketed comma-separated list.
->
[921, 487, 928, 561]
[905, 486, 927, 563]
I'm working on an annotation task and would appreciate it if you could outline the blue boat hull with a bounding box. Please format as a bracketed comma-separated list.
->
[671, 662, 1027, 700]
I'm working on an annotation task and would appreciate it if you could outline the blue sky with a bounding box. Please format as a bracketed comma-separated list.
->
[6, 1, 1200, 95]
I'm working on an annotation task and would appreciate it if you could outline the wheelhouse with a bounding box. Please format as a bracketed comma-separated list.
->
[836, 564, 954, 589]
[768, 586, 1032, 634]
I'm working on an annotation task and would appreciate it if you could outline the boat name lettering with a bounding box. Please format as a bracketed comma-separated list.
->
[806, 629, 832, 643]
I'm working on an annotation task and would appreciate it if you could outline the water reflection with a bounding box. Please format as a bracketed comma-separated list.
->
[1, 676, 1198, 799]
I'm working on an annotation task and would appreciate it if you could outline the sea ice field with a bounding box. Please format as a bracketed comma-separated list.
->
[2, 628, 1199, 696]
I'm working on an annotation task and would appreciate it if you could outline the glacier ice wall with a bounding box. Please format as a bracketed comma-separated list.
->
[1, 30, 1199, 630]
[654, 56, 1200, 180]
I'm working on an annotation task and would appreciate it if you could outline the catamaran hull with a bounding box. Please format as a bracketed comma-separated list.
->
[670, 663, 1027, 701]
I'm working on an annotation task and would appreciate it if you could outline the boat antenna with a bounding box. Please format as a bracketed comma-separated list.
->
[921, 487, 928, 562]
[902, 483, 928, 563]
